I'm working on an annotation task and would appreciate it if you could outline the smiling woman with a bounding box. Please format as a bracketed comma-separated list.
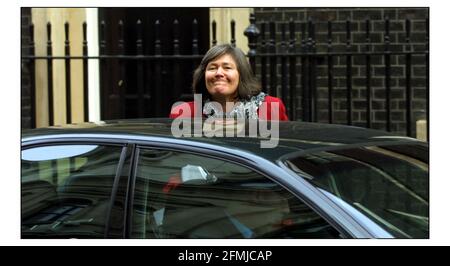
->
[169, 44, 289, 121]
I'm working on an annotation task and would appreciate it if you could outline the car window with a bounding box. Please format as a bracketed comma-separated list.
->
[131, 148, 341, 239]
[21, 144, 124, 238]
[285, 143, 429, 238]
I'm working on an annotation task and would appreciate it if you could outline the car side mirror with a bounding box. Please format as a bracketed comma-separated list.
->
[181, 164, 217, 185]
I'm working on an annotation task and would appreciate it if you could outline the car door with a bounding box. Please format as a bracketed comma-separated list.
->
[21, 141, 132, 238]
[128, 146, 343, 239]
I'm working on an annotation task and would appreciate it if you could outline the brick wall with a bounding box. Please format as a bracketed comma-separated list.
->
[254, 7, 428, 136]
[21, 7, 32, 129]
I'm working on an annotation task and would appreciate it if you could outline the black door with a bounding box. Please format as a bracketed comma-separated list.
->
[98, 7, 210, 119]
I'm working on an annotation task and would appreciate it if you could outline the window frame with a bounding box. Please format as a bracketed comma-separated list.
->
[127, 143, 348, 239]
[21, 138, 130, 238]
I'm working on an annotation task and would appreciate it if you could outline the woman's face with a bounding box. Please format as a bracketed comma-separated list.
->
[205, 54, 240, 101]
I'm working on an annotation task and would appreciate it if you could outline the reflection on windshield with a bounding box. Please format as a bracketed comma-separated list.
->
[21, 145, 123, 238]
[22, 145, 99, 161]
[285, 143, 429, 238]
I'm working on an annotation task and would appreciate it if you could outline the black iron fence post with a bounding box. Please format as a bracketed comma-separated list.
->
[280, 23, 288, 105]
[301, 22, 309, 121]
[307, 18, 314, 122]
[230, 19, 236, 47]
[311, 22, 317, 122]
[118, 20, 126, 119]
[136, 19, 144, 118]
[192, 19, 199, 55]
[172, 19, 181, 102]
[46, 22, 54, 126]
[288, 19, 297, 121]
[327, 20, 334, 124]
[99, 20, 106, 119]
[64, 22, 72, 124]
[260, 22, 267, 93]
[29, 24, 36, 128]
[82, 22, 89, 122]
[191, 18, 199, 78]
[212, 20, 217, 47]
[244, 13, 260, 75]
[154, 20, 162, 117]
[269, 21, 276, 97]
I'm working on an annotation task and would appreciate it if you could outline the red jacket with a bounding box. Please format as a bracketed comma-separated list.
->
[169, 96, 289, 121]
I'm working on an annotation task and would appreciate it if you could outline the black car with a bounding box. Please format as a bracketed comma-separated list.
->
[21, 119, 429, 239]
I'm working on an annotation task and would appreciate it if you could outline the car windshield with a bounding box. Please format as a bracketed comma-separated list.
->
[284, 143, 429, 238]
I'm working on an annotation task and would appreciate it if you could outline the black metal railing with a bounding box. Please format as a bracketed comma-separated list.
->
[248, 15, 428, 139]
[21, 12, 429, 140]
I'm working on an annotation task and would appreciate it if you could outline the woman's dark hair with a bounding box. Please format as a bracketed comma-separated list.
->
[192, 44, 261, 100]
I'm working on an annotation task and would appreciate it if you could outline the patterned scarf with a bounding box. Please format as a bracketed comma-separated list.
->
[203, 92, 266, 119]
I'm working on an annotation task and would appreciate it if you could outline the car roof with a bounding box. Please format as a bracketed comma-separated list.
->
[22, 118, 423, 162]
